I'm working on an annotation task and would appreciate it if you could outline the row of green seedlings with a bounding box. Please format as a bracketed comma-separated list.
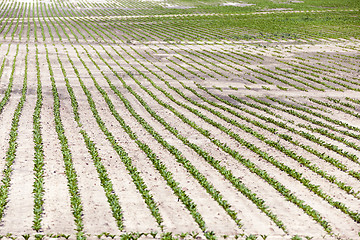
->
[0, 44, 13, 112]
[133, 20, 208, 43]
[29, 5, 38, 42]
[298, 98, 360, 153]
[32, 0, 67, 43]
[32, 44, 44, 231]
[43, 0, 84, 18]
[8, 2, 25, 41]
[49, 1, 248, 44]
[205, 48, 262, 84]
[40, 2, 56, 41]
[53, 44, 125, 231]
[82, 42, 287, 233]
[221, 94, 360, 182]
[275, 59, 360, 92]
[248, 44, 358, 91]
[108, 37, 360, 226]
[61, 44, 164, 231]
[93, 41, 339, 233]
[154, 44, 242, 80]
[18, 1, 31, 41]
[262, 65, 330, 91]
[328, 97, 357, 109]
[41, 3, 166, 43]
[73, 42, 245, 230]
[179, 46, 310, 90]
[67, 42, 228, 239]
[80, 17, 204, 43]
[123, 50, 360, 227]
[0, 1, 16, 18]
[41, 7, 352, 234]
[35, 5, 96, 45]
[114, 55, 335, 234]
[309, 97, 360, 120]
[332, 52, 360, 67]
[33, 2, 46, 42]
[81, 18, 360, 189]
[43, 4, 80, 43]
[35, 4, 126, 232]
[41, 1, 79, 18]
[182, 82, 360, 207]
[261, 96, 360, 162]
[167, 78, 360, 200]
[0, 44, 26, 221]
[345, 97, 360, 107]
[34, 0, 346, 39]
[256, 61, 324, 91]
[148, 45, 244, 81]
[89, 3, 150, 17]
[42, 3, 59, 42]
[244, 96, 360, 164]
[44, 44, 85, 240]
[43, 12, 285, 235]
[10, 2, 28, 40]
[81, 1, 148, 17]
[201, 48, 305, 89]
[318, 52, 359, 73]
[1, 231, 316, 240]
[134, 21, 221, 42]
[47, 1, 102, 41]
[286, 97, 332, 113]
[110, 36, 360, 197]
[62, 1, 245, 46]
[279, 56, 360, 89]
[0, 3, 18, 39]
[243, 95, 359, 157]
[52, 3, 116, 44]
[171, 48, 230, 79]
[114, 38, 360, 224]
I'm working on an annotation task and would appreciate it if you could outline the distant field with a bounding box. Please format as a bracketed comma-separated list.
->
[0, 0, 359, 239]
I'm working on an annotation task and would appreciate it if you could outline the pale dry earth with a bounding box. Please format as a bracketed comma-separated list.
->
[0, 0, 359, 239]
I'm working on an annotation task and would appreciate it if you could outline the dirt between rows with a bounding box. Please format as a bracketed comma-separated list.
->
[0, 36, 359, 240]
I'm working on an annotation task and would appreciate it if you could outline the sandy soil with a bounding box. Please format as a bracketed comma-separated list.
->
[0, 0, 359, 238]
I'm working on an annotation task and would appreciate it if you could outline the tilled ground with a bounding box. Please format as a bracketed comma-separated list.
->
[0, 0, 360, 239]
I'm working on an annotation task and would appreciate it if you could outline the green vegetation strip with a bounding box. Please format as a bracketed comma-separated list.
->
[54, 46, 124, 230]
[44, 45, 85, 239]
[177, 83, 359, 198]
[190, 86, 360, 182]
[97, 43, 337, 233]
[249, 96, 360, 164]
[113, 41, 359, 223]
[126, 42, 359, 198]
[88, 43, 290, 233]
[0, 44, 26, 220]
[0, 44, 17, 114]
[63, 45, 165, 231]
[32, 45, 45, 231]
[74, 45, 243, 232]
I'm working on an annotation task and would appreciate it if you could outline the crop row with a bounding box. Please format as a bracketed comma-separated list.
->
[89, 43, 338, 233]
[0, 44, 25, 221]
[44, 44, 85, 239]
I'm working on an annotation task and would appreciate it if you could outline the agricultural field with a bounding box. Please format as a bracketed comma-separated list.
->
[0, 0, 359, 239]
